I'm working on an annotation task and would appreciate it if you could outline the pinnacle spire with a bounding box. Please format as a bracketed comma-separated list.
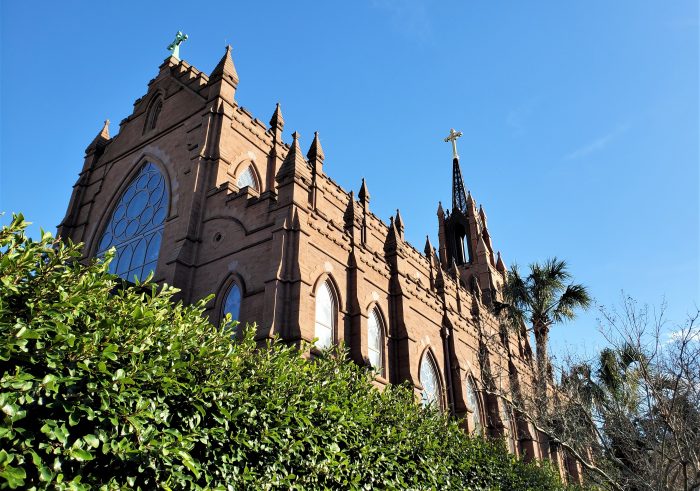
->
[210, 45, 239, 86]
[307, 131, 324, 162]
[358, 178, 370, 203]
[496, 251, 507, 274]
[98, 119, 110, 140]
[437, 201, 444, 217]
[86, 119, 111, 153]
[424, 235, 433, 257]
[395, 209, 404, 235]
[276, 131, 309, 181]
[270, 102, 284, 130]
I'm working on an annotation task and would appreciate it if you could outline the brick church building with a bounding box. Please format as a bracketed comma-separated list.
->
[58, 41, 579, 477]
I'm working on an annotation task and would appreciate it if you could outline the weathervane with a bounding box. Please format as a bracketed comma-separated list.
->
[167, 31, 188, 60]
[443, 128, 463, 159]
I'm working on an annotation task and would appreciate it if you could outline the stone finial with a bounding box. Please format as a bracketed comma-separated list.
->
[395, 209, 405, 237]
[437, 201, 444, 217]
[451, 257, 461, 282]
[479, 204, 488, 227]
[424, 235, 434, 257]
[276, 131, 310, 182]
[466, 190, 474, 208]
[496, 251, 507, 274]
[210, 45, 239, 87]
[99, 119, 110, 140]
[270, 102, 285, 131]
[307, 131, 325, 163]
[358, 177, 370, 203]
[85, 119, 111, 154]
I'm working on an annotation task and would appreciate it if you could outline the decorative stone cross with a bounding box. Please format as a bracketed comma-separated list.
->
[443, 128, 463, 159]
[167, 31, 189, 60]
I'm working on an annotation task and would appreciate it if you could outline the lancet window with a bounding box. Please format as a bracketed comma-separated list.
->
[419, 351, 442, 409]
[237, 165, 258, 191]
[367, 307, 385, 376]
[314, 280, 336, 349]
[465, 377, 483, 434]
[222, 283, 242, 329]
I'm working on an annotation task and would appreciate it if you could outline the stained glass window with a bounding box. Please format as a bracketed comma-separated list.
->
[237, 166, 258, 191]
[97, 163, 167, 282]
[222, 283, 241, 328]
[314, 280, 335, 349]
[465, 378, 483, 434]
[367, 308, 384, 376]
[420, 352, 441, 408]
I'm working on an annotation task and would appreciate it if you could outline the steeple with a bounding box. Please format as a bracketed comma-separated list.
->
[444, 129, 469, 215]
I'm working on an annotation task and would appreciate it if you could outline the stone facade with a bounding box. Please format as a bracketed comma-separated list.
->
[59, 45, 574, 472]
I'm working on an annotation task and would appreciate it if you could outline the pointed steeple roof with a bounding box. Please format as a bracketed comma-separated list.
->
[452, 156, 469, 214]
[276, 131, 310, 181]
[307, 131, 324, 162]
[424, 235, 434, 257]
[270, 102, 284, 130]
[395, 209, 404, 237]
[210, 45, 239, 86]
[496, 251, 507, 274]
[358, 178, 370, 203]
[86, 119, 111, 153]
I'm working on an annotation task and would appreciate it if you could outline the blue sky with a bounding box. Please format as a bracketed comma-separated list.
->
[1, 1, 697, 358]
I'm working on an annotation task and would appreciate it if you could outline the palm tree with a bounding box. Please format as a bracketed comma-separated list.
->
[499, 257, 591, 384]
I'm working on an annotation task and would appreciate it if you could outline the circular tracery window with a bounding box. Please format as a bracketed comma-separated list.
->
[97, 163, 168, 282]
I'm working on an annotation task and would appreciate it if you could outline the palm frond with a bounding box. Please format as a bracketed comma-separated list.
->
[552, 283, 591, 323]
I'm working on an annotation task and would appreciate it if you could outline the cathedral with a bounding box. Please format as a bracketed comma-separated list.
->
[58, 38, 579, 479]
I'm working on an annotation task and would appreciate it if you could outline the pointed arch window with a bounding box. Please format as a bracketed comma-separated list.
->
[145, 98, 163, 132]
[222, 282, 242, 329]
[97, 162, 167, 282]
[501, 401, 516, 453]
[465, 377, 483, 435]
[314, 280, 336, 349]
[419, 352, 442, 409]
[237, 165, 258, 191]
[367, 307, 384, 376]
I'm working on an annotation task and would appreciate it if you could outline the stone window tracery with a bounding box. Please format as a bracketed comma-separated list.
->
[420, 351, 442, 409]
[314, 280, 336, 349]
[367, 307, 384, 376]
[97, 162, 167, 282]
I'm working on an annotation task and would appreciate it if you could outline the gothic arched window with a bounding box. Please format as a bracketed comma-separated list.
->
[419, 351, 442, 409]
[222, 282, 241, 329]
[145, 98, 163, 132]
[236, 165, 258, 191]
[501, 401, 516, 453]
[97, 162, 167, 282]
[367, 307, 384, 376]
[314, 280, 336, 349]
[465, 377, 483, 435]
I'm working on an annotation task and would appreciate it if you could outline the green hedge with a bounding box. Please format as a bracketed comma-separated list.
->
[0, 215, 565, 490]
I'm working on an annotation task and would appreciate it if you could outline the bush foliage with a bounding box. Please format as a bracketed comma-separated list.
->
[0, 215, 564, 490]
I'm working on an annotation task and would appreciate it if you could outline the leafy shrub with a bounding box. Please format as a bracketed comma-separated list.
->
[0, 215, 565, 490]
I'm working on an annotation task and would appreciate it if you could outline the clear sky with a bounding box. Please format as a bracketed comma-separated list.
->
[1, 1, 698, 358]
